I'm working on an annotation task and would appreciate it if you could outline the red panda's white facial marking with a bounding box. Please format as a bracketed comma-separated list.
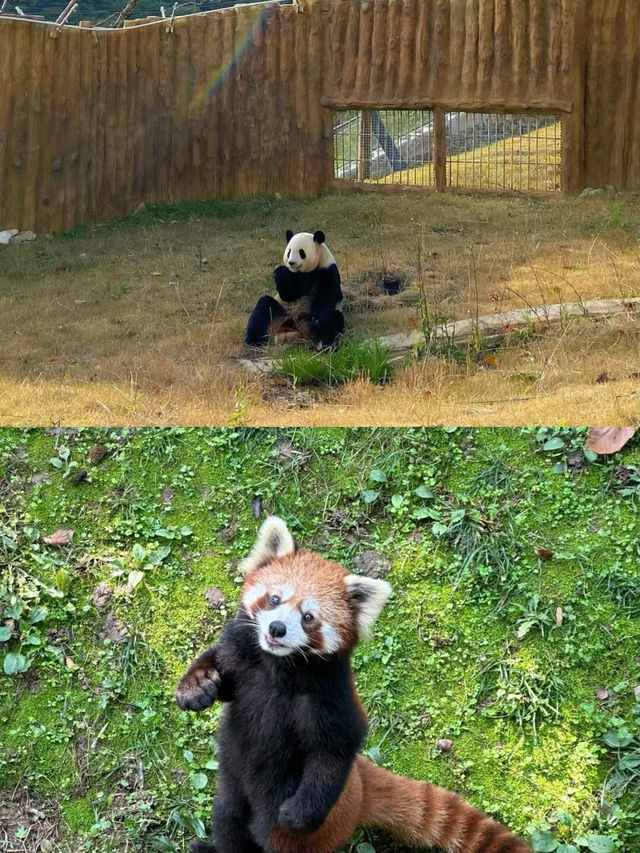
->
[242, 582, 267, 611]
[239, 517, 392, 658]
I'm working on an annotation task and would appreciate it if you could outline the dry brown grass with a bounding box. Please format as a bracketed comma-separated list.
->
[0, 191, 637, 426]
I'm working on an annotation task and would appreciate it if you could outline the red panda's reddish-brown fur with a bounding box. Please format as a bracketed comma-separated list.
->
[270, 756, 531, 853]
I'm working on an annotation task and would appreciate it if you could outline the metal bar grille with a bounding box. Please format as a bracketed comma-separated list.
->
[333, 109, 436, 186]
[334, 109, 562, 192]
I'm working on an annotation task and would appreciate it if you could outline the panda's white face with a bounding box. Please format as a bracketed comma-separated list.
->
[284, 232, 321, 273]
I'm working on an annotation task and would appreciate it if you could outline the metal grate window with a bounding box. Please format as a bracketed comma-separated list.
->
[333, 109, 562, 193]
[445, 112, 562, 192]
[334, 109, 436, 186]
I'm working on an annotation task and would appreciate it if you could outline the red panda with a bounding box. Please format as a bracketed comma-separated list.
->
[176, 516, 532, 853]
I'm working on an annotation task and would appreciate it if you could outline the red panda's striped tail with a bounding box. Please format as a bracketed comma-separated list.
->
[356, 756, 532, 853]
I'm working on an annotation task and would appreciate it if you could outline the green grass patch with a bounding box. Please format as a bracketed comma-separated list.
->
[277, 337, 390, 387]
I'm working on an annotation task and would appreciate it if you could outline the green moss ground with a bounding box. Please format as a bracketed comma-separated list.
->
[0, 428, 638, 853]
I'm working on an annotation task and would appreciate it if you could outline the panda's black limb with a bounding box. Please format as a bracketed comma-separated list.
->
[273, 265, 312, 302]
[312, 309, 345, 348]
[244, 295, 287, 346]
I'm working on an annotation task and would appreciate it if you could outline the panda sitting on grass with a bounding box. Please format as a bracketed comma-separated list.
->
[245, 230, 344, 349]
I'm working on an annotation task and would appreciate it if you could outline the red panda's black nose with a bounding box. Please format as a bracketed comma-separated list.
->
[269, 621, 287, 639]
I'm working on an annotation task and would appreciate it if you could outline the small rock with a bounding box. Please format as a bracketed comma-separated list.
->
[0, 229, 19, 244]
[614, 465, 635, 486]
[436, 738, 453, 753]
[101, 611, 129, 643]
[353, 550, 391, 579]
[204, 587, 225, 609]
[595, 687, 609, 701]
[89, 444, 108, 464]
[12, 230, 37, 242]
[161, 485, 175, 503]
[92, 582, 113, 610]
[32, 472, 50, 486]
[566, 450, 586, 473]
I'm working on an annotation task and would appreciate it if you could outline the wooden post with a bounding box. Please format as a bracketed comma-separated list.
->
[561, 0, 586, 192]
[357, 110, 372, 181]
[434, 107, 447, 191]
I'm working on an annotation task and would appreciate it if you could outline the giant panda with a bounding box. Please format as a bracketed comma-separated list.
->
[245, 230, 344, 348]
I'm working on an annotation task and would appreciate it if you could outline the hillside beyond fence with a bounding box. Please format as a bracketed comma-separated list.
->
[1, 0, 638, 233]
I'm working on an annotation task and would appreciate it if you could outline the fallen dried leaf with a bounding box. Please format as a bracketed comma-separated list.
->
[585, 427, 636, 455]
[101, 611, 129, 643]
[43, 528, 74, 547]
[92, 582, 113, 610]
[89, 444, 108, 465]
[534, 545, 554, 561]
[204, 587, 225, 609]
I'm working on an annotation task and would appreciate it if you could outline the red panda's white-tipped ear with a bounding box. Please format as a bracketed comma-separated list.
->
[237, 516, 295, 575]
[344, 575, 392, 637]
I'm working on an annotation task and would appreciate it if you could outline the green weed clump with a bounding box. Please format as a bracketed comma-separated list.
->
[277, 338, 390, 387]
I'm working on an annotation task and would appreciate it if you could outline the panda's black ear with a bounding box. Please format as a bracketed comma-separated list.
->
[286, 230, 294, 243]
[313, 230, 326, 244]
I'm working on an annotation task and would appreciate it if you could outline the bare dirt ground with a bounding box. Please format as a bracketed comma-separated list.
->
[0, 191, 637, 426]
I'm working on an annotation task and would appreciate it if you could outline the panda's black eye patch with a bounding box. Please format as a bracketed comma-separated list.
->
[299, 250, 306, 260]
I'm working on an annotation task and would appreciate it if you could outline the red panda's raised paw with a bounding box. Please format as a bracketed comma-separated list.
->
[175, 666, 221, 712]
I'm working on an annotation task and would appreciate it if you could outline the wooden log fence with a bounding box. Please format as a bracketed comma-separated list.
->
[0, 0, 638, 233]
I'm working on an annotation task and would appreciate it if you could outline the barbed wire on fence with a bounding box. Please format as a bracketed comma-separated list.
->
[0, 0, 291, 23]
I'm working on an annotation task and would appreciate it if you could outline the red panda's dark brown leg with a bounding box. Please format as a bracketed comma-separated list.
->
[175, 646, 233, 711]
